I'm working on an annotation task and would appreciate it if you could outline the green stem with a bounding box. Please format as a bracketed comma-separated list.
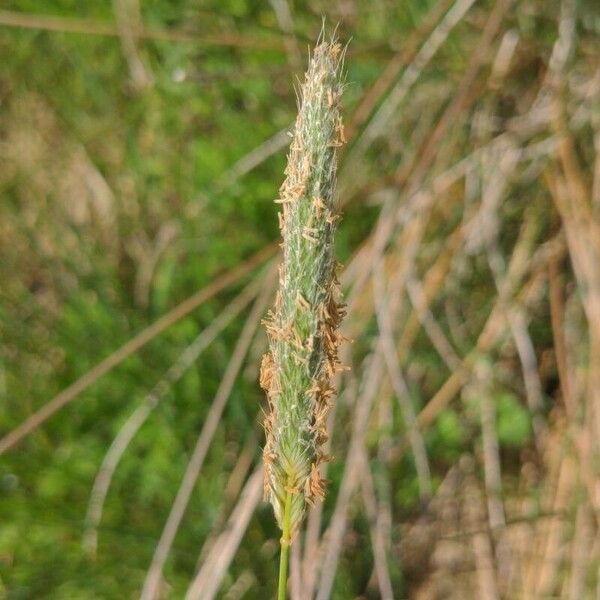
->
[277, 489, 293, 600]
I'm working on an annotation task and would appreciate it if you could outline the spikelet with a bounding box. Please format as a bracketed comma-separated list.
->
[261, 36, 346, 539]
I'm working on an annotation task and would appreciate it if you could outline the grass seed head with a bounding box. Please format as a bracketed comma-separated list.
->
[261, 35, 346, 538]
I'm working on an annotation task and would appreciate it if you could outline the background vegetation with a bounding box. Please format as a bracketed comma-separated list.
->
[1, 0, 599, 598]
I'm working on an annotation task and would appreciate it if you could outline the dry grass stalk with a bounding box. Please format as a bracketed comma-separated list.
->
[83, 277, 262, 557]
[0, 243, 276, 455]
[141, 271, 276, 600]
[462, 458, 500, 600]
[185, 467, 264, 600]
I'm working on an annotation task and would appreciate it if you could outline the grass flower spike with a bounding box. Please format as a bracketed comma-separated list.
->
[260, 33, 346, 571]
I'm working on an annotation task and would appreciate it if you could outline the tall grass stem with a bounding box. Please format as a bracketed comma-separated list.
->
[277, 488, 293, 600]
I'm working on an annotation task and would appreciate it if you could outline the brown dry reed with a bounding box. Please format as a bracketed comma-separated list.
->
[260, 35, 346, 541]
